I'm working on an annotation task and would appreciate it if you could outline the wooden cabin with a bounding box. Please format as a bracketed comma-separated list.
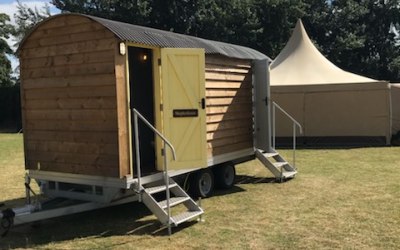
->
[18, 14, 271, 181]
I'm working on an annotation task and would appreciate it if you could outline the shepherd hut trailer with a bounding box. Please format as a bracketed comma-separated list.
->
[1, 14, 299, 234]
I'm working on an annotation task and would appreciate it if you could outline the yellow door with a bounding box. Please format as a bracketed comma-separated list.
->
[160, 48, 207, 169]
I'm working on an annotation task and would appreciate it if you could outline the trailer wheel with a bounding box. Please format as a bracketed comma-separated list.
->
[190, 169, 214, 198]
[215, 163, 236, 189]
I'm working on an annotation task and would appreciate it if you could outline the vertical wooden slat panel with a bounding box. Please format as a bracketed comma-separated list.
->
[19, 58, 29, 168]
[115, 45, 130, 177]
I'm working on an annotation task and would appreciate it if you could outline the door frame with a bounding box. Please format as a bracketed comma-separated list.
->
[125, 45, 208, 174]
[125, 43, 162, 176]
[253, 59, 271, 152]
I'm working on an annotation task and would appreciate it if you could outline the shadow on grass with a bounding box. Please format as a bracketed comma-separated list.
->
[0, 202, 167, 248]
[0, 175, 277, 248]
[235, 175, 278, 185]
[211, 185, 246, 197]
[0, 197, 223, 248]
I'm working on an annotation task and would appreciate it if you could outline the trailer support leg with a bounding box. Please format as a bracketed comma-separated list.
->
[25, 174, 31, 205]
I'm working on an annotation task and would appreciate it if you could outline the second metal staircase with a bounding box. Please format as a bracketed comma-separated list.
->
[255, 149, 297, 181]
[256, 101, 302, 182]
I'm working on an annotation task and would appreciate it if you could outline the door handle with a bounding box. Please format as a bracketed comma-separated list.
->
[201, 98, 206, 109]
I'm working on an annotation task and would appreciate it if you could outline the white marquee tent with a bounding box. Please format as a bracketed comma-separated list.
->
[391, 84, 400, 136]
[270, 20, 391, 145]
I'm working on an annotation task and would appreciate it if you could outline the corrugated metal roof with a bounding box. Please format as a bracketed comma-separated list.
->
[87, 14, 269, 61]
[18, 13, 269, 60]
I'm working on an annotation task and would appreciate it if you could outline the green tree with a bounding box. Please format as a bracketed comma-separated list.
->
[13, 0, 51, 48]
[254, 0, 330, 58]
[254, 0, 307, 58]
[52, 0, 151, 25]
[51, 0, 261, 48]
[315, 0, 400, 81]
[10, 0, 51, 84]
[0, 13, 13, 87]
[194, 0, 261, 48]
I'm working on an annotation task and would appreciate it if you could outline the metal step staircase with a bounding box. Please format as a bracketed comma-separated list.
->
[141, 176, 203, 227]
[255, 149, 297, 181]
[256, 101, 303, 182]
[132, 108, 203, 235]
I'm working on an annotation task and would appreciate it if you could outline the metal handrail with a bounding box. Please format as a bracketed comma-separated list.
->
[132, 108, 176, 235]
[271, 101, 303, 169]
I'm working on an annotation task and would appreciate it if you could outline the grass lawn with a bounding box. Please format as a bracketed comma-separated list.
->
[0, 133, 399, 249]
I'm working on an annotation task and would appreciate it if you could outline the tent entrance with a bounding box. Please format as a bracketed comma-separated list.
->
[128, 47, 156, 175]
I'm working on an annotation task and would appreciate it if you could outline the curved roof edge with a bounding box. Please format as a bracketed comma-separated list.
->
[18, 13, 269, 61]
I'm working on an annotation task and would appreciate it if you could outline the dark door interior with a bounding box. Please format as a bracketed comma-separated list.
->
[128, 47, 156, 174]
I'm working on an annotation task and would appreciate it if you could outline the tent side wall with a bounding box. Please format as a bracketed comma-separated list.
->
[205, 55, 253, 158]
[271, 82, 391, 145]
[19, 16, 123, 177]
[392, 84, 400, 135]
[270, 91, 305, 138]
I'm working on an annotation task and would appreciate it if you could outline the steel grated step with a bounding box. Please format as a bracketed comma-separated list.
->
[273, 162, 288, 168]
[145, 183, 178, 194]
[158, 196, 190, 209]
[256, 148, 298, 180]
[171, 210, 204, 226]
[263, 152, 279, 158]
[282, 171, 297, 179]
[141, 176, 204, 233]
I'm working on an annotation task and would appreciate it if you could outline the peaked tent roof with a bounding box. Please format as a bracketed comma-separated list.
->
[270, 20, 379, 86]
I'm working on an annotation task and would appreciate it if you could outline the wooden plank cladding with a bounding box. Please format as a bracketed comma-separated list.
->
[205, 55, 253, 157]
[25, 109, 117, 121]
[24, 97, 117, 110]
[24, 131, 119, 144]
[19, 15, 122, 177]
[27, 161, 117, 177]
[23, 74, 116, 89]
[27, 141, 119, 156]
[21, 38, 115, 58]
[25, 120, 118, 132]
[24, 86, 116, 100]
[24, 30, 114, 49]
[21, 50, 115, 70]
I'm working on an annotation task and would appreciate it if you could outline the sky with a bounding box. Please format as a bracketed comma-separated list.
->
[0, 0, 60, 73]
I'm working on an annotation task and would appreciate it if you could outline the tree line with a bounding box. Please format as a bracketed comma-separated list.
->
[1, 0, 400, 87]
[0, 0, 50, 86]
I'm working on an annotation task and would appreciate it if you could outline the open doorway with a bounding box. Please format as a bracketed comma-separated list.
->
[128, 47, 156, 175]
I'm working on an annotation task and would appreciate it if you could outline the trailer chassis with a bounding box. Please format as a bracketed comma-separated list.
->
[0, 168, 199, 237]
[0, 173, 141, 237]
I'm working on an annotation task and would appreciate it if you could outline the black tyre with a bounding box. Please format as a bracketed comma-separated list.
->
[215, 163, 236, 189]
[189, 169, 215, 198]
